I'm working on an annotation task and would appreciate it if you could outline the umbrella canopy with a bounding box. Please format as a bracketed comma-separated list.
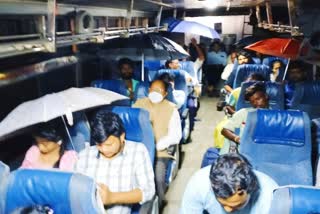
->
[245, 38, 304, 60]
[100, 33, 189, 61]
[0, 87, 128, 139]
[164, 18, 220, 39]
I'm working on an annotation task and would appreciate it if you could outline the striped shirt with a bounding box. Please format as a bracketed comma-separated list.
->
[75, 140, 155, 214]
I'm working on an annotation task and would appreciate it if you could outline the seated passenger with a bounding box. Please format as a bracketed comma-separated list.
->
[180, 153, 278, 214]
[225, 73, 266, 115]
[21, 119, 77, 171]
[165, 59, 195, 84]
[284, 60, 308, 107]
[133, 79, 182, 208]
[221, 83, 269, 145]
[118, 58, 140, 100]
[224, 50, 254, 93]
[270, 59, 285, 82]
[75, 111, 155, 213]
[158, 73, 186, 109]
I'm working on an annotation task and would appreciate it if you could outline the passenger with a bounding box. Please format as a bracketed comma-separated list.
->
[221, 51, 237, 81]
[225, 73, 266, 115]
[224, 50, 254, 93]
[158, 73, 186, 109]
[180, 153, 278, 214]
[270, 59, 285, 82]
[284, 60, 308, 107]
[75, 111, 155, 214]
[20, 119, 77, 171]
[205, 41, 227, 96]
[221, 82, 269, 145]
[165, 59, 195, 84]
[133, 79, 182, 209]
[118, 58, 139, 100]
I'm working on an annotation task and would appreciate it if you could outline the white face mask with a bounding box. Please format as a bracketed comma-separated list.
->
[148, 91, 164, 103]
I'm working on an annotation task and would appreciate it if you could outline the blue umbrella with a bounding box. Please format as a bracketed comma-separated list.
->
[163, 18, 220, 39]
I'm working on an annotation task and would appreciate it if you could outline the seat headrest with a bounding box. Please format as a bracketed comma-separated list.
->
[233, 64, 271, 88]
[91, 80, 128, 96]
[252, 57, 261, 64]
[262, 56, 288, 67]
[269, 186, 320, 214]
[179, 61, 195, 76]
[254, 109, 305, 147]
[4, 169, 102, 214]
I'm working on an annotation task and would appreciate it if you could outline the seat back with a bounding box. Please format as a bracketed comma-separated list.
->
[252, 57, 261, 64]
[3, 169, 102, 214]
[144, 60, 164, 82]
[180, 61, 196, 79]
[289, 81, 320, 119]
[233, 64, 271, 88]
[0, 162, 10, 214]
[236, 81, 285, 111]
[262, 56, 288, 67]
[240, 109, 313, 186]
[156, 69, 188, 98]
[100, 106, 155, 164]
[269, 186, 320, 214]
[91, 79, 128, 96]
[65, 111, 91, 152]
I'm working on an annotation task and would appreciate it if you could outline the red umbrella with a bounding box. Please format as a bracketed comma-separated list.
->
[245, 38, 306, 60]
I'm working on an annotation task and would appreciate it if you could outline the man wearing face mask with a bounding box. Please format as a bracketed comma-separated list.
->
[133, 79, 182, 209]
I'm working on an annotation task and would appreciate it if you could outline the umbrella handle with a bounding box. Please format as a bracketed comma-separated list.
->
[282, 58, 291, 81]
[61, 116, 75, 151]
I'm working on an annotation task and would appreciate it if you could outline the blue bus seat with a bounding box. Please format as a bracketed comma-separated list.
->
[180, 61, 196, 78]
[262, 56, 288, 67]
[236, 81, 285, 111]
[144, 60, 164, 82]
[91, 79, 128, 96]
[2, 169, 103, 214]
[200, 147, 220, 168]
[233, 64, 271, 88]
[65, 111, 91, 152]
[289, 81, 320, 119]
[252, 57, 261, 64]
[240, 109, 313, 186]
[269, 186, 320, 214]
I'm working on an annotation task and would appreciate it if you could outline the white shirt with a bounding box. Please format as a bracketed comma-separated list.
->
[156, 108, 182, 151]
[221, 64, 234, 81]
[75, 141, 155, 214]
[193, 58, 204, 84]
[172, 90, 186, 109]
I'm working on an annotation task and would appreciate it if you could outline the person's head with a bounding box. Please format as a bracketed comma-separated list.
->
[165, 59, 180, 69]
[246, 73, 266, 82]
[230, 52, 237, 64]
[158, 73, 175, 89]
[244, 82, 269, 108]
[287, 60, 307, 83]
[271, 60, 283, 74]
[33, 119, 65, 155]
[210, 153, 259, 213]
[91, 111, 125, 158]
[210, 41, 221, 52]
[148, 79, 168, 104]
[118, 58, 134, 80]
[237, 50, 252, 65]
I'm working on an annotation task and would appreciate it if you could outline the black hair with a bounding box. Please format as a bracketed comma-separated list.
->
[244, 82, 266, 101]
[237, 50, 252, 60]
[209, 153, 259, 199]
[157, 72, 175, 84]
[209, 41, 221, 51]
[165, 60, 173, 68]
[151, 79, 169, 93]
[33, 118, 66, 143]
[247, 73, 266, 82]
[118, 58, 134, 69]
[271, 59, 284, 68]
[91, 111, 125, 145]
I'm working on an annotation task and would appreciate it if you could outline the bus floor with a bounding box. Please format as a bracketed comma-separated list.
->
[162, 96, 225, 214]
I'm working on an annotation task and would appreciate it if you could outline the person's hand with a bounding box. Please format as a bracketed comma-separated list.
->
[191, 38, 197, 46]
[98, 183, 113, 205]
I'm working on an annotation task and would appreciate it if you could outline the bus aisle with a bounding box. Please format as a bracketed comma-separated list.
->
[163, 96, 225, 213]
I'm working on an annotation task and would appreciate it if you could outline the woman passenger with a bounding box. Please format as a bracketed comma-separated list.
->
[21, 119, 77, 171]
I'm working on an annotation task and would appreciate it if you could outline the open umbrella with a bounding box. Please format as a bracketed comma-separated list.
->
[163, 18, 220, 39]
[245, 38, 310, 80]
[0, 87, 128, 140]
[100, 33, 189, 81]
